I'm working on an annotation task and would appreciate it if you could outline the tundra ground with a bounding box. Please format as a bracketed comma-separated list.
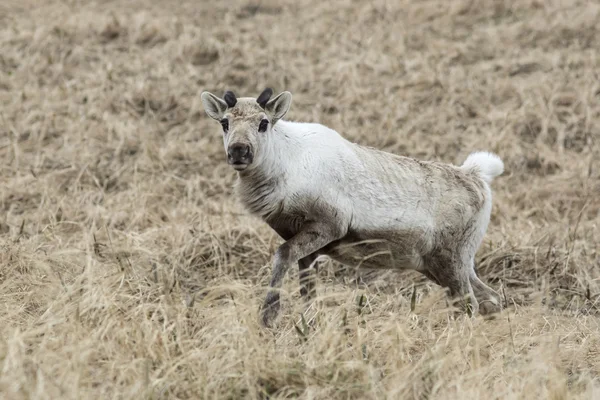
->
[0, 0, 599, 398]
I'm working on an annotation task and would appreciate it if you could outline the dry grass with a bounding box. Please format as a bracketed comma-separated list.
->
[1, 0, 599, 398]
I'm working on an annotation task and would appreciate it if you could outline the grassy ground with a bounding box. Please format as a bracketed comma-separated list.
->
[1, 0, 599, 398]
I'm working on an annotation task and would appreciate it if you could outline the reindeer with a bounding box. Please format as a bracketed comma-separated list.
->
[201, 88, 504, 327]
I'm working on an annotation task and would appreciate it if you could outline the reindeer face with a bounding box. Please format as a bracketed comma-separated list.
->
[201, 88, 292, 171]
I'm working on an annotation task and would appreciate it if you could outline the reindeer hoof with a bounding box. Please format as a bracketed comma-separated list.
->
[260, 304, 279, 327]
[479, 298, 502, 315]
[260, 293, 280, 327]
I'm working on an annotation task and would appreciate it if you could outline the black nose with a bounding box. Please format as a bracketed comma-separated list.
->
[227, 144, 252, 165]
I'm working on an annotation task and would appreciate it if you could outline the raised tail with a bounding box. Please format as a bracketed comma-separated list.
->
[461, 152, 504, 184]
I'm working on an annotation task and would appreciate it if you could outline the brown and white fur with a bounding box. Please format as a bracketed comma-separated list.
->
[201, 88, 504, 327]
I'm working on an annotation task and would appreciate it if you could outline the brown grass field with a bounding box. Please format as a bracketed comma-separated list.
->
[1, 0, 599, 398]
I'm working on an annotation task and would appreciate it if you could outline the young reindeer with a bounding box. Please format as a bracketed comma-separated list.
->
[201, 88, 504, 327]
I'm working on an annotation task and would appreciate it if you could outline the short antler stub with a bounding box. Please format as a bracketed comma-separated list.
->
[257, 88, 273, 108]
[224, 91, 237, 108]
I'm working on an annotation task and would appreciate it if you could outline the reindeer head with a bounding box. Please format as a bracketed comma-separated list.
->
[201, 88, 292, 171]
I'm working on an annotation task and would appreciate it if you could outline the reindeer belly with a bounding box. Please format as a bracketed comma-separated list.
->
[322, 230, 429, 271]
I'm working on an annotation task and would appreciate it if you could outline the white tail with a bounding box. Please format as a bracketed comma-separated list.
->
[461, 152, 504, 184]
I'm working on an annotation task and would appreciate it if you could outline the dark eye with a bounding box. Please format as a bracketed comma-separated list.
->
[258, 119, 269, 133]
[220, 119, 228, 132]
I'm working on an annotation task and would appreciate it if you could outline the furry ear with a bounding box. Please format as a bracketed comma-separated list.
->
[201, 91, 228, 120]
[256, 88, 273, 108]
[265, 91, 292, 124]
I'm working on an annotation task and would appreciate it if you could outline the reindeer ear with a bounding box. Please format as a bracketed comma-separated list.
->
[265, 91, 292, 124]
[201, 91, 228, 120]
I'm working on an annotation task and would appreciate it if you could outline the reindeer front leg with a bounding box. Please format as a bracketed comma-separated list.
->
[261, 222, 344, 327]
